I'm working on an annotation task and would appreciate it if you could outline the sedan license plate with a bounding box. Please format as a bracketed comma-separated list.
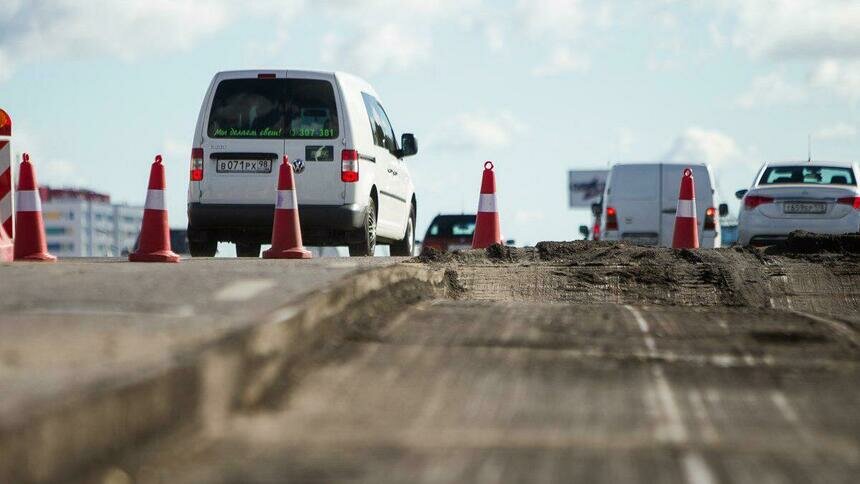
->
[784, 202, 826, 214]
[215, 159, 273, 174]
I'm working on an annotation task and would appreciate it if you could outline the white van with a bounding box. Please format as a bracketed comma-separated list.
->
[599, 163, 726, 248]
[187, 70, 418, 257]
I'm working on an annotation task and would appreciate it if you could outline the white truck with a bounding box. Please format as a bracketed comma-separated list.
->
[599, 163, 727, 248]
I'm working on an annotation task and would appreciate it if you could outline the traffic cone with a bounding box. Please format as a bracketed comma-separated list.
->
[263, 156, 311, 259]
[13, 154, 56, 261]
[0, 224, 11, 262]
[129, 155, 180, 263]
[672, 168, 699, 249]
[472, 161, 503, 249]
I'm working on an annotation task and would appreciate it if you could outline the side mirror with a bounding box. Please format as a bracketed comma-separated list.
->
[579, 225, 590, 239]
[718, 203, 729, 217]
[591, 202, 601, 217]
[396, 133, 418, 158]
[735, 189, 747, 200]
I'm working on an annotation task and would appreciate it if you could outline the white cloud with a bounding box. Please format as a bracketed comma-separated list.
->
[810, 59, 860, 101]
[735, 72, 807, 108]
[517, 0, 586, 41]
[532, 47, 590, 77]
[815, 122, 857, 140]
[321, 24, 432, 77]
[662, 127, 740, 168]
[0, 1, 247, 79]
[427, 111, 526, 153]
[728, 0, 860, 60]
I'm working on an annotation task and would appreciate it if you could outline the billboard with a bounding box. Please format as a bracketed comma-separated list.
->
[568, 170, 608, 208]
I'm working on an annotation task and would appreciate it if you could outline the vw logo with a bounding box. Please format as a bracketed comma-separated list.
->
[292, 158, 305, 174]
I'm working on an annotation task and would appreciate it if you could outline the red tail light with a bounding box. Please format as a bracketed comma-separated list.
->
[837, 196, 860, 209]
[257, 73, 276, 79]
[744, 195, 773, 210]
[190, 148, 204, 181]
[606, 206, 619, 230]
[341, 149, 359, 182]
[592, 223, 601, 240]
[703, 207, 716, 230]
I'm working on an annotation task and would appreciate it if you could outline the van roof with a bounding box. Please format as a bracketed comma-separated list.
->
[610, 162, 711, 169]
[211, 69, 379, 100]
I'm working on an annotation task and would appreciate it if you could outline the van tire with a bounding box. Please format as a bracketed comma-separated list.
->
[189, 238, 217, 257]
[390, 205, 415, 256]
[348, 199, 377, 257]
[236, 242, 261, 258]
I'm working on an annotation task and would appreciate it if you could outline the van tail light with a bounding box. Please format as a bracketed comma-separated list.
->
[190, 148, 204, 181]
[837, 196, 860, 209]
[744, 195, 773, 210]
[606, 206, 619, 230]
[592, 223, 601, 240]
[341, 149, 359, 182]
[703, 207, 716, 231]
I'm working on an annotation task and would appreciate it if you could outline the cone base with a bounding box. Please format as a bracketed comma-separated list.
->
[15, 252, 57, 262]
[129, 250, 180, 263]
[262, 247, 313, 259]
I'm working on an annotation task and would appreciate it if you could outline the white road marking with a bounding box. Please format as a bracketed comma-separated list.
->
[214, 279, 276, 302]
[624, 305, 719, 484]
[682, 452, 718, 484]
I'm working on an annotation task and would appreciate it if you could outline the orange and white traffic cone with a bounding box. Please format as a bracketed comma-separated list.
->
[1, 108, 14, 237]
[263, 156, 312, 260]
[129, 155, 180, 263]
[472, 161, 503, 249]
[0, 224, 11, 262]
[14, 153, 56, 261]
[672, 168, 699, 249]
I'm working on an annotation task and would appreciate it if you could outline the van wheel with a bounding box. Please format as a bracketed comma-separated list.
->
[189, 238, 217, 257]
[236, 242, 261, 258]
[348, 199, 377, 257]
[390, 206, 415, 256]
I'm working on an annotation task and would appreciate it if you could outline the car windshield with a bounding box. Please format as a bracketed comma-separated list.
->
[759, 166, 856, 186]
[427, 216, 476, 237]
[208, 78, 339, 139]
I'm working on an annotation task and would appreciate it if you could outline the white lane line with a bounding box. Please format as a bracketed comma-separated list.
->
[624, 305, 718, 484]
[770, 390, 814, 444]
[682, 452, 718, 484]
[790, 310, 860, 348]
[214, 279, 276, 302]
[687, 389, 719, 444]
[626, 304, 658, 356]
[651, 364, 688, 443]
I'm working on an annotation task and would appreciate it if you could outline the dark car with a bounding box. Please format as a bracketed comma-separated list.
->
[422, 214, 476, 251]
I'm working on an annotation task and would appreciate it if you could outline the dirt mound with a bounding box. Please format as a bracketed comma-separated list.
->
[413, 240, 860, 320]
[769, 231, 860, 255]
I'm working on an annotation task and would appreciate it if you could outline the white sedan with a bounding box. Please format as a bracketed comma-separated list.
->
[736, 161, 860, 246]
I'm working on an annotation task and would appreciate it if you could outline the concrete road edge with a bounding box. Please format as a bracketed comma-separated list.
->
[0, 262, 447, 484]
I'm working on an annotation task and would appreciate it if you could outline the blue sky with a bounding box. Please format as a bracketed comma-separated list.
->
[2, 0, 859, 246]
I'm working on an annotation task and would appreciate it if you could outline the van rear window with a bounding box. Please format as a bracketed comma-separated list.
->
[207, 79, 339, 139]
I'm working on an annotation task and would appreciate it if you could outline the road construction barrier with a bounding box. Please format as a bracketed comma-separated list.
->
[14, 153, 56, 261]
[472, 161, 503, 249]
[263, 156, 312, 259]
[0, 108, 13, 237]
[672, 167, 699, 249]
[129, 155, 180, 262]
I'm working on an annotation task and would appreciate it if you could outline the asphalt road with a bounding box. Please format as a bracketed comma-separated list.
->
[90, 300, 860, 483]
[0, 257, 399, 423]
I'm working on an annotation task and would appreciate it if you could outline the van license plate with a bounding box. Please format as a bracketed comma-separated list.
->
[216, 159, 273, 173]
[784, 202, 826, 214]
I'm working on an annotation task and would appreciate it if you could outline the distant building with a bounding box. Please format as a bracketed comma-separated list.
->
[40, 187, 144, 257]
